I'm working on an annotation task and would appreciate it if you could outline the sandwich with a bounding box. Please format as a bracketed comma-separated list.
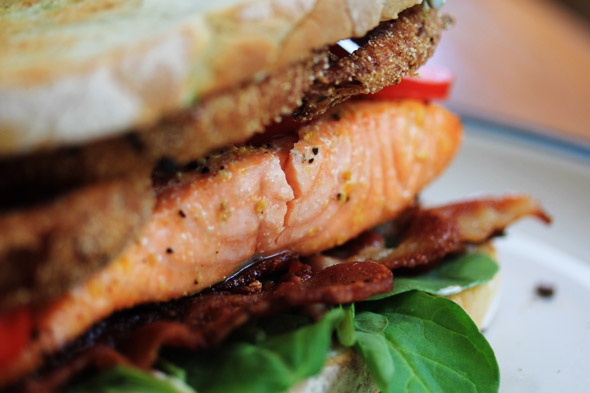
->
[0, 1, 550, 392]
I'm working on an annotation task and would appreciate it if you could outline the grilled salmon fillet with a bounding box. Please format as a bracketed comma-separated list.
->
[1, 99, 461, 386]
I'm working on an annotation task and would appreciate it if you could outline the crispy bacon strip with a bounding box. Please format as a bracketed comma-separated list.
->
[349, 195, 551, 269]
[14, 346, 131, 393]
[13, 257, 392, 393]
[125, 260, 392, 367]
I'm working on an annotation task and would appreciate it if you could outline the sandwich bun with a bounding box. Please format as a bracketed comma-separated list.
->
[0, 0, 422, 155]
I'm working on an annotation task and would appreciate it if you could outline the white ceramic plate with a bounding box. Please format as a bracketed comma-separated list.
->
[422, 116, 590, 393]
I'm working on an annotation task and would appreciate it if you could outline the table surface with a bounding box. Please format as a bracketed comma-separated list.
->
[429, 0, 590, 144]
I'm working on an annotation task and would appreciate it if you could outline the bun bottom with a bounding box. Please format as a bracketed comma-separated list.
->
[448, 271, 501, 331]
[292, 245, 501, 393]
[291, 348, 379, 393]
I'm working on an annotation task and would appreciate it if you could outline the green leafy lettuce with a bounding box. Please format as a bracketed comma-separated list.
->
[65, 252, 499, 393]
[374, 251, 499, 299]
[353, 291, 499, 393]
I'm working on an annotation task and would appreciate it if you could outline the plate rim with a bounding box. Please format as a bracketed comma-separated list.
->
[456, 110, 590, 163]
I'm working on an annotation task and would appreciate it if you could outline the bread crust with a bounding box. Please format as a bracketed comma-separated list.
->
[0, 0, 421, 155]
[292, 348, 379, 393]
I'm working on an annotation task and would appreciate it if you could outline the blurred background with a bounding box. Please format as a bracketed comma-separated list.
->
[428, 0, 590, 144]
[560, 0, 590, 19]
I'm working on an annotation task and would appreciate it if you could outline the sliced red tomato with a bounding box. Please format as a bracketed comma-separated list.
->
[367, 65, 454, 101]
[0, 307, 32, 369]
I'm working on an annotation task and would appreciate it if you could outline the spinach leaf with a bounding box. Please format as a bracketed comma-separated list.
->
[65, 365, 196, 393]
[336, 304, 356, 347]
[176, 308, 343, 393]
[354, 291, 499, 393]
[372, 252, 499, 300]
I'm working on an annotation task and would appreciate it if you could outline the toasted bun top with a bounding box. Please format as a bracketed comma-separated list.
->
[0, 0, 422, 155]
